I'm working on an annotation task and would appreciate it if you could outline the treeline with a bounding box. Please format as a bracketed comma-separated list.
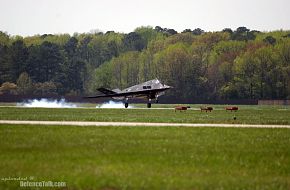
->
[0, 26, 290, 100]
[0, 30, 125, 95]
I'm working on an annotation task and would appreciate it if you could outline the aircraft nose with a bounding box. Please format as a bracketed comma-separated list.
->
[164, 85, 173, 89]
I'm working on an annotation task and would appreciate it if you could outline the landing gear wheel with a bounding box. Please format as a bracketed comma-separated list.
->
[147, 103, 151, 108]
[125, 102, 129, 108]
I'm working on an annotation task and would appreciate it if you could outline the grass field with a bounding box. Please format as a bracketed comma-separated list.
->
[0, 105, 290, 189]
[0, 105, 289, 124]
[0, 124, 290, 190]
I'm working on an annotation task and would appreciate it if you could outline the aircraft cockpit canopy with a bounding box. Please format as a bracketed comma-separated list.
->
[143, 86, 152, 89]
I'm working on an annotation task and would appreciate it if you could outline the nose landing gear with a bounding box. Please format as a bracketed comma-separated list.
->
[155, 95, 159, 103]
[147, 98, 152, 108]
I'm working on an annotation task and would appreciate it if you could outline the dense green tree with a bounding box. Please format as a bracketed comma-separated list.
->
[233, 51, 260, 99]
[263, 36, 276, 45]
[87, 36, 107, 67]
[123, 32, 145, 51]
[254, 46, 278, 98]
[94, 62, 113, 89]
[26, 41, 64, 83]
[222, 28, 233, 34]
[153, 43, 191, 99]
[0, 31, 10, 46]
[0, 32, 12, 82]
[232, 27, 256, 41]
[154, 26, 164, 33]
[182, 29, 192, 33]
[10, 40, 28, 81]
[275, 39, 290, 98]
[209, 40, 246, 98]
[192, 28, 204, 35]
[134, 26, 159, 46]
[78, 36, 92, 62]
[154, 26, 178, 36]
[0, 44, 12, 83]
[165, 29, 178, 36]
[165, 33, 195, 46]
[62, 58, 86, 94]
[64, 37, 78, 56]
[0, 28, 290, 100]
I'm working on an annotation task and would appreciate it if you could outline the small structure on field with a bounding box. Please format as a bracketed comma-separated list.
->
[175, 106, 190, 112]
[225, 106, 239, 112]
[200, 106, 213, 112]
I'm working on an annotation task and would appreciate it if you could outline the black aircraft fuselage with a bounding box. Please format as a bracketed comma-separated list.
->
[85, 79, 172, 108]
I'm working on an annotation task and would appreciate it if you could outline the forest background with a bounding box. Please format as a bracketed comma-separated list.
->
[0, 26, 289, 101]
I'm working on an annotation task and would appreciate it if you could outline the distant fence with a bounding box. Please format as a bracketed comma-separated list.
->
[258, 100, 290, 105]
[158, 98, 258, 105]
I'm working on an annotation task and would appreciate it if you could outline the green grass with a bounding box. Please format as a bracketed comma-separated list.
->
[0, 105, 289, 189]
[0, 106, 289, 124]
[0, 125, 289, 189]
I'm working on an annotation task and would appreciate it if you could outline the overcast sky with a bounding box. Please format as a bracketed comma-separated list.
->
[1, 0, 290, 36]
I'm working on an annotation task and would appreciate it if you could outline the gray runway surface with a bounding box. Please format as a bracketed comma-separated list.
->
[1, 120, 290, 128]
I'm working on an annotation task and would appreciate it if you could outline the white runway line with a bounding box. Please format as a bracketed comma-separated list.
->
[0, 120, 290, 128]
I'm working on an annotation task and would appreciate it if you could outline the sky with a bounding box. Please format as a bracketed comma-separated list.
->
[0, 0, 290, 36]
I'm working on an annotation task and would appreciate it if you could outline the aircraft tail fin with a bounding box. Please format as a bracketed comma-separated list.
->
[97, 87, 117, 95]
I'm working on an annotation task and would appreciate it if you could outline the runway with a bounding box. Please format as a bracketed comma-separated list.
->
[1, 120, 290, 128]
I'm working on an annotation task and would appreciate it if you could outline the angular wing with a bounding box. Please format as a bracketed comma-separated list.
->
[97, 88, 117, 95]
[84, 88, 168, 99]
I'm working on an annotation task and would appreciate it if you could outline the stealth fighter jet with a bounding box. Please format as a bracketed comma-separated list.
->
[85, 79, 172, 108]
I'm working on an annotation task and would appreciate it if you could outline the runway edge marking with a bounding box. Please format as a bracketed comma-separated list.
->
[0, 120, 290, 128]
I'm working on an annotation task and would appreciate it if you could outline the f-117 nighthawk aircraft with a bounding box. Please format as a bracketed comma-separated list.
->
[85, 79, 172, 108]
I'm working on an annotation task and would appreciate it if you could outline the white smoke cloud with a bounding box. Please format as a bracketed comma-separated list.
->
[97, 100, 133, 108]
[17, 98, 77, 108]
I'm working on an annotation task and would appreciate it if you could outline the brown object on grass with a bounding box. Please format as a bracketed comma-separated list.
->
[200, 106, 213, 112]
[225, 106, 239, 112]
[175, 106, 190, 112]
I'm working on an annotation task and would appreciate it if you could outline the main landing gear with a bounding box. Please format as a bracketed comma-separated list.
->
[147, 102, 151, 108]
[125, 102, 151, 108]
[124, 98, 154, 108]
[125, 98, 129, 108]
